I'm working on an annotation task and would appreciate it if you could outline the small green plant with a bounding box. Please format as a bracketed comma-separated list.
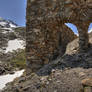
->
[11, 49, 26, 69]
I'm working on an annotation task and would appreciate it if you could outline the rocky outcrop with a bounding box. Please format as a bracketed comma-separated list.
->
[14, 27, 26, 41]
[66, 32, 92, 55]
[82, 78, 92, 92]
[26, 0, 77, 72]
[0, 62, 15, 75]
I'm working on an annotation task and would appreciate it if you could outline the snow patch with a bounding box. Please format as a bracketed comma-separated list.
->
[9, 23, 17, 28]
[0, 22, 7, 26]
[2, 31, 8, 34]
[5, 39, 25, 53]
[1, 28, 13, 31]
[0, 70, 24, 90]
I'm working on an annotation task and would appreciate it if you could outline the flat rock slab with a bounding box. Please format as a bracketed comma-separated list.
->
[82, 78, 92, 87]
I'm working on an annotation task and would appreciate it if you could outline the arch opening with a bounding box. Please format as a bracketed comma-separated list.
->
[65, 23, 78, 36]
[88, 23, 92, 33]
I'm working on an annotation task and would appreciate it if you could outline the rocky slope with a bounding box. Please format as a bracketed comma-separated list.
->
[0, 17, 26, 75]
[2, 32, 92, 92]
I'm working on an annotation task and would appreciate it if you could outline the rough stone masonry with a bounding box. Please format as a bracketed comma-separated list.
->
[26, 0, 92, 72]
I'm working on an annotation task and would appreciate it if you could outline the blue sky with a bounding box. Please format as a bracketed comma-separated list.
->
[0, 0, 91, 34]
[65, 23, 92, 34]
[0, 0, 26, 26]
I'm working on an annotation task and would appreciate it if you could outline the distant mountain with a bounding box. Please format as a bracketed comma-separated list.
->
[0, 17, 25, 75]
[0, 17, 18, 28]
[0, 17, 25, 53]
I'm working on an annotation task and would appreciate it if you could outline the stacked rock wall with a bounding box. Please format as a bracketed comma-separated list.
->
[26, 0, 77, 72]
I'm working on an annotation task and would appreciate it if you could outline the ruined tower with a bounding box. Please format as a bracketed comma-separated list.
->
[26, 0, 92, 72]
[26, 0, 77, 72]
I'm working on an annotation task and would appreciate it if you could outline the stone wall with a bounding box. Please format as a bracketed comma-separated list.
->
[26, 0, 77, 72]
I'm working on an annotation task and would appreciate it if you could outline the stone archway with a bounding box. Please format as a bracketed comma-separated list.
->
[59, 0, 92, 52]
[88, 23, 92, 33]
[65, 23, 78, 35]
[26, 0, 92, 72]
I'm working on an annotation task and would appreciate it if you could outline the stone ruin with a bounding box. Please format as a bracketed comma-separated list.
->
[26, 0, 92, 72]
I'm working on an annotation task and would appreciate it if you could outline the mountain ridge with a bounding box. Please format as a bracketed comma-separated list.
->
[0, 17, 18, 28]
[0, 17, 26, 75]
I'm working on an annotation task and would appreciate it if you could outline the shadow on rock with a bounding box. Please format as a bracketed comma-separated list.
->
[37, 44, 92, 76]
